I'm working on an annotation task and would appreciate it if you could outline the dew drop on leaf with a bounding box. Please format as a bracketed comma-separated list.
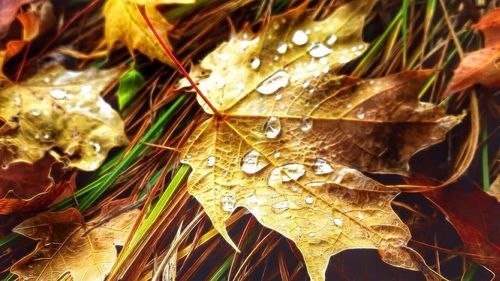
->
[50, 89, 67, 99]
[271, 201, 289, 213]
[264, 116, 281, 139]
[250, 57, 261, 69]
[256, 70, 290, 95]
[326, 34, 337, 45]
[307, 43, 333, 58]
[280, 163, 305, 182]
[241, 150, 269, 174]
[300, 117, 313, 132]
[312, 158, 334, 175]
[41, 131, 54, 143]
[292, 30, 308, 45]
[277, 42, 288, 54]
[305, 195, 314, 204]
[221, 195, 236, 212]
[207, 155, 216, 167]
[333, 217, 343, 227]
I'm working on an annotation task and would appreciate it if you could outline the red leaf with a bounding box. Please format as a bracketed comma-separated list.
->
[445, 8, 500, 96]
[424, 182, 500, 277]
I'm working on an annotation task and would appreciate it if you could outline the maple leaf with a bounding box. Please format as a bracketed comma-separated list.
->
[103, 0, 193, 65]
[0, 63, 128, 171]
[445, 8, 500, 96]
[179, 1, 463, 280]
[0, 155, 73, 215]
[11, 208, 139, 281]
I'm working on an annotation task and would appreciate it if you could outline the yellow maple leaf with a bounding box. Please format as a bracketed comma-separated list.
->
[11, 208, 139, 281]
[0, 64, 128, 171]
[103, 0, 194, 65]
[179, 1, 462, 280]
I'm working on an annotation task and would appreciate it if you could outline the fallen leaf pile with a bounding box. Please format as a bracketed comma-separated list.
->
[179, 1, 462, 280]
[11, 208, 139, 280]
[445, 8, 500, 95]
[0, 63, 128, 171]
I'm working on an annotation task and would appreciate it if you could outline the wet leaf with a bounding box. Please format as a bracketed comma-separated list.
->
[179, 1, 462, 280]
[11, 208, 139, 281]
[103, 0, 194, 65]
[445, 8, 500, 96]
[0, 64, 128, 171]
[424, 182, 500, 278]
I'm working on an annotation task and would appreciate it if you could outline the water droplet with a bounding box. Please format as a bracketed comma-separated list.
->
[356, 111, 365, 119]
[275, 94, 282, 100]
[277, 42, 288, 54]
[221, 195, 236, 212]
[256, 70, 290, 95]
[274, 151, 281, 158]
[236, 82, 245, 92]
[333, 217, 343, 226]
[308, 232, 316, 237]
[271, 201, 289, 213]
[264, 116, 281, 139]
[292, 30, 308, 45]
[50, 89, 66, 100]
[31, 109, 41, 117]
[207, 155, 216, 167]
[280, 163, 305, 182]
[305, 181, 325, 187]
[41, 131, 54, 142]
[326, 34, 337, 45]
[80, 85, 92, 95]
[14, 96, 21, 106]
[302, 81, 310, 88]
[250, 57, 261, 69]
[312, 158, 334, 175]
[307, 43, 332, 58]
[305, 195, 314, 204]
[268, 167, 282, 188]
[300, 117, 312, 132]
[90, 141, 101, 152]
[241, 150, 269, 174]
[357, 212, 364, 220]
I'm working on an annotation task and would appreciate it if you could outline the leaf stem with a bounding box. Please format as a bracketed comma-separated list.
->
[137, 5, 222, 117]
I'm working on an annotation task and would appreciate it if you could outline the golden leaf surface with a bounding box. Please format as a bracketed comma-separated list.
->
[0, 64, 128, 171]
[103, 0, 193, 65]
[11, 208, 139, 281]
[180, 1, 463, 280]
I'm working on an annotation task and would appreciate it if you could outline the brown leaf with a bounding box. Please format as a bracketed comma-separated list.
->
[11, 208, 139, 280]
[0, 155, 73, 215]
[179, 1, 462, 279]
[445, 8, 500, 95]
[424, 182, 500, 278]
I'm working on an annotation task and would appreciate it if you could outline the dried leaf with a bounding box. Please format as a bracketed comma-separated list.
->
[0, 0, 55, 80]
[424, 182, 500, 278]
[180, 1, 462, 280]
[0, 155, 73, 214]
[103, 0, 194, 65]
[0, 64, 128, 171]
[11, 208, 139, 281]
[0, 0, 34, 39]
[445, 8, 500, 95]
